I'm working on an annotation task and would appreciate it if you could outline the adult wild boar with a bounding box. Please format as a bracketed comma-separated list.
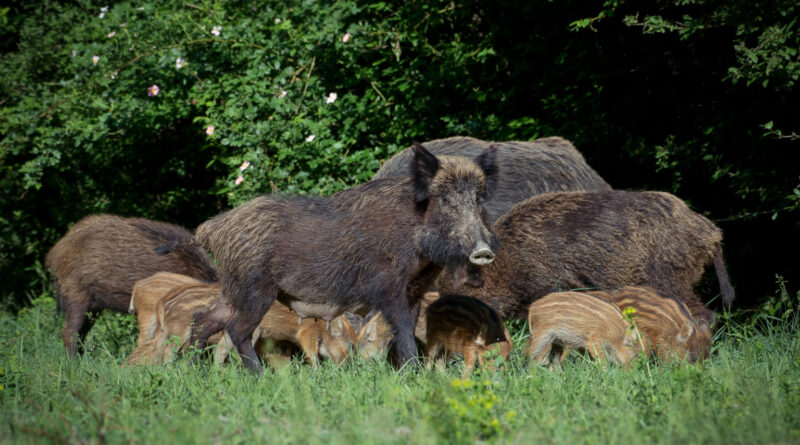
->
[190, 143, 498, 373]
[45, 214, 218, 356]
[439, 190, 735, 326]
[372, 136, 611, 223]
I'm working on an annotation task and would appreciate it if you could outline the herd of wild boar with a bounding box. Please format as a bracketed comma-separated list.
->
[45, 136, 734, 373]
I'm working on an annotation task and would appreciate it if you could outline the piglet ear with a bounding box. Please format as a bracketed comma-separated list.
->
[410, 142, 440, 207]
[474, 145, 498, 198]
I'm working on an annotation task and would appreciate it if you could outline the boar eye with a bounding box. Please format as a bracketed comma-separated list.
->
[442, 196, 450, 205]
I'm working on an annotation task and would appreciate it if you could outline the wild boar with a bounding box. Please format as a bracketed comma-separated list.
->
[372, 136, 611, 223]
[590, 286, 712, 362]
[425, 295, 512, 374]
[128, 272, 205, 355]
[356, 312, 394, 360]
[215, 305, 358, 366]
[526, 291, 640, 369]
[45, 214, 217, 356]
[439, 190, 734, 326]
[189, 143, 499, 373]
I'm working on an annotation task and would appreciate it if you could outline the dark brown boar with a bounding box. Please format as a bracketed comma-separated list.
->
[439, 190, 734, 326]
[590, 286, 712, 363]
[189, 143, 499, 373]
[128, 272, 205, 357]
[45, 214, 218, 356]
[425, 294, 512, 374]
[526, 291, 640, 369]
[372, 136, 611, 223]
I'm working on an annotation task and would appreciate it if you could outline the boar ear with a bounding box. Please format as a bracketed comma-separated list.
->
[473, 145, 498, 198]
[330, 318, 344, 338]
[364, 319, 378, 342]
[410, 142, 440, 208]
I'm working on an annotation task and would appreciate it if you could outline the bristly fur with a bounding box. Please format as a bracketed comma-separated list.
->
[373, 136, 611, 223]
[44, 214, 218, 356]
[526, 291, 639, 369]
[438, 190, 734, 327]
[191, 144, 498, 373]
[590, 286, 712, 362]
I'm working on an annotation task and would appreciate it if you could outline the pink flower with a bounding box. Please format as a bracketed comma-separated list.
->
[305, 134, 315, 142]
[147, 84, 159, 96]
[239, 161, 251, 171]
[342, 32, 351, 43]
[92, 55, 100, 65]
[326, 92, 337, 104]
[107, 31, 116, 38]
[235, 175, 244, 185]
[205, 125, 215, 136]
[211, 26, 222, 36]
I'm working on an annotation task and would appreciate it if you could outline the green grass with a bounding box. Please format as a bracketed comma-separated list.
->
[1, 294, 799, 444]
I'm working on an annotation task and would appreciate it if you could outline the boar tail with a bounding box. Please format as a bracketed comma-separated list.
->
[713, 245, 735, 306]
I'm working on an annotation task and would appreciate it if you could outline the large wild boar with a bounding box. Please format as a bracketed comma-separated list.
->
[425, 294, 512, 374]
[190, 143, 498, 373]
[372, 136, 611, 223]
[590, 286, 712, 362]
[45, 214, 218, 356]
[526, 291, 640, 369]
[439, 190, 735, 326]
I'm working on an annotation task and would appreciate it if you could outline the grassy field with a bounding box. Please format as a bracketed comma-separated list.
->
[1, 289, 799, 444]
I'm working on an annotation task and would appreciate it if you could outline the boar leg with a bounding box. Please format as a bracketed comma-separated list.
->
[463, 348, 478, 376]
[61, 297, 93, 356]
[297, 327, 321, 366]
[223, 281, 279, 374]
[381, 297, 419, 368]
[425, 341, 440, 371]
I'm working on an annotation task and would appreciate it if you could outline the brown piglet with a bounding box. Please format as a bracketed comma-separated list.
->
[128, 272, 205, 355]
[590, 286, 711, 363]
[425, 294, 512, 374]
[526, 291, 640, 370]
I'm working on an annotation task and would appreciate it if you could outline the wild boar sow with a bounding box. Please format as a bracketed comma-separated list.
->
[372, 136, 611, 223]
[191, 143, 498, 373]
[439, 190, 734, 326]
[45, 214, 218, 356]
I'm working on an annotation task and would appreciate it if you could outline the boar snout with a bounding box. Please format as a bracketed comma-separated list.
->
[469, 242, 495, 265]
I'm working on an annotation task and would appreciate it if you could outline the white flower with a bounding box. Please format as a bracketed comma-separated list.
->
[235, 175, 244, 185]
[239, 161, 251, 171]
[175, 58, 187, 69]
[99, 6, 108, 18]
[305, 134, 315, 142]
[92, 55, 100, 65]
[71, 50, 77, 58]
[205, 125, 215, 136]
[342, 32, 351, 43]
[107, 31, 116, 38]
[137, 7, 145, 11]
[111, 71, 118, 79]
[211, 26, 222, 36]
[278, 89, 287, 98]
[274, 18, 282, 24]
[326, 92, 337, 104]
